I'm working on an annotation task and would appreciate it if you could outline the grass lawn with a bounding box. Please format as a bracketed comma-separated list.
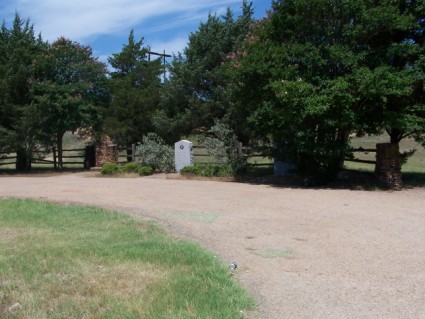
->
[0, 199, 253, 318]
[345, 135, 425, 187]
[347, 135, 425, 172]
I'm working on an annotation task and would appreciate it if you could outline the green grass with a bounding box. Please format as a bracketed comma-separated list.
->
[345, 134, 425, 187]
[347, 134, 425, 172]
[0, 199, 254, 318]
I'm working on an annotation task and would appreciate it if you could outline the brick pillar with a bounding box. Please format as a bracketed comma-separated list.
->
[375, 143, 402, 190]
[95, 136, 119, 167]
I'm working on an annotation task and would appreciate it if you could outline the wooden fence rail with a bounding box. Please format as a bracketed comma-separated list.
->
[345, 148, 377, 165]
[192, 144, 273, 166]
[0, 147, 88, 169]
[1, 143, 379, 170]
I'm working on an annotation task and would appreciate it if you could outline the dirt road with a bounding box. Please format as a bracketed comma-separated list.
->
[0, 172, 424, 319]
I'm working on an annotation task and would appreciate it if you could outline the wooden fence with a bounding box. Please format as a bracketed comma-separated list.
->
[2, 144, 374, 170]
[192, 144, 273, 166]
[117, 145, 137, 164]
[0, 147, 91, 169]
[345, 148, 377, 165]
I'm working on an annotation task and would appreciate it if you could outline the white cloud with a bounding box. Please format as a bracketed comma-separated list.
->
[2, 0, 241, 42]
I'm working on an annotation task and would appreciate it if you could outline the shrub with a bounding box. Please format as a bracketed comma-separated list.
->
[121, 162, 141, 173]
[136, 133, 175, 173]
[202, 164, 220, 177]
[204, 121, 245, 174]
[180, 165, 203, 176]
[101, 162, 120, 175]
[217, 165, 234, 177]
[138, 166, 154, 176]
[179, 164, 234, 177]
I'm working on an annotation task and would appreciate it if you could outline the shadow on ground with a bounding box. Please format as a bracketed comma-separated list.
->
[2, 167, 424, 190]
[235, 169, 425, 190]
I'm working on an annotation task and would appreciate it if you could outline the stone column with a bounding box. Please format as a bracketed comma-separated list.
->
[95, 136, 119, 167]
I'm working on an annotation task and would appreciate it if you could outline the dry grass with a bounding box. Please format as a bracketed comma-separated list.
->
[0, 199, 254, 318]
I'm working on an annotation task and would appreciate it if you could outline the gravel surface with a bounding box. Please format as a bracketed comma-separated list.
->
[0, 172, 424, 319]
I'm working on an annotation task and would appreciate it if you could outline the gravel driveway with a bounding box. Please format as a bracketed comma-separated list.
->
[0, 172, 424, 319]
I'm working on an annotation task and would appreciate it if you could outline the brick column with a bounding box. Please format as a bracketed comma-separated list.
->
[375, 143, 402, 190]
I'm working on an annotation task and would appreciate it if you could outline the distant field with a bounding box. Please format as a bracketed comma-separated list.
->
[346, 135, 425, 173]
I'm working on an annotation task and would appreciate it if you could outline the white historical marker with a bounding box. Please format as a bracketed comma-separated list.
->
[175, 140, 194, 172]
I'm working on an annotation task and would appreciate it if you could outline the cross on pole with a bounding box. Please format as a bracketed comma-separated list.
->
[147, 48, 172, 81]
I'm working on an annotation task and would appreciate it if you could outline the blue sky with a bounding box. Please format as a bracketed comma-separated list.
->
[1, 0, 272, 64]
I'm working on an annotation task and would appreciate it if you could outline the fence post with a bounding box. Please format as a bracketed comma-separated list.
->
[53, 147, 57, 169]
[238, 142, 243, 158]
[84, 145, 96, 169]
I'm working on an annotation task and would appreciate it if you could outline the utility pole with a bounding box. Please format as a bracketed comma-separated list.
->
[147, 47, 172, 82]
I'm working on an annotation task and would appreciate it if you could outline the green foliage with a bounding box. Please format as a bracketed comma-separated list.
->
[121, 161, 141, 173]
[136, 133, 175, 173]
[104, 30, 163, 147]
[138, 165, 154, 176]
[230, 0, 425, 176]
[154, 1, 254, 143]
[31, 37, 109, 168]
[179, 163, 234, 177]
[204, 121, 245, 173]
[0, 15, 109, 171]
[100, 162, 153, 176]
[101, 162, 120, 175]
[0, 14, 47, 170]
[180, 164, 204, 176]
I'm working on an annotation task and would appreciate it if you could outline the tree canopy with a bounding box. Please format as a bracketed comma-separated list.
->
[154, 0, 254, 144]
[32, 37, 109, 167]
[103, 30, 163, 147]
[1, 2, 424, 178]
[0, 14, 47, 170]
[229, 0, 425, 175]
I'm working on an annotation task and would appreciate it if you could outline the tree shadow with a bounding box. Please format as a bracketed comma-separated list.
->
[234, 169, 425, 190]
[0, 167, 85, 177]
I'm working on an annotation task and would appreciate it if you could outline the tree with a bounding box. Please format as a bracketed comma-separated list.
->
[103, 30, 163, 147]
[154, 1, 254, 144]
[352, 0, 425, 145]
[229, 0, 424, 176]
[0, 14, 47, 170]
[32, 37, 109, 168]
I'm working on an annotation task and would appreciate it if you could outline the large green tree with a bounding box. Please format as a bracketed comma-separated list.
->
[154, 1, 254, 144]
[0, 14, 47, 170]
[229, 0, 424, 176]
[352, 0, 425, 145]
[32, 37, 109, 168]
[103, 30, 163, 147]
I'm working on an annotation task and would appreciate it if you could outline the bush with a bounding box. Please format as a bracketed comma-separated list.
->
[180, 165, 203, 176]
[121, 162, 141, 173]
[179, 164, 234, 177]
[204, 121, 245, 175]
[217, 165, 234, 177]
[138, 166, 154, 176]
[136, 133, 175, 173]
[101, 163, 120, 175]
[202, 164, 220, 177]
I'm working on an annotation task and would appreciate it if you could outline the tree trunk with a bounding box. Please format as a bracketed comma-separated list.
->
[56, 132, 65, 169]
[336, 129, 351, 171]
[389, 129, 402, 144]
[16, 148, 31, 171]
